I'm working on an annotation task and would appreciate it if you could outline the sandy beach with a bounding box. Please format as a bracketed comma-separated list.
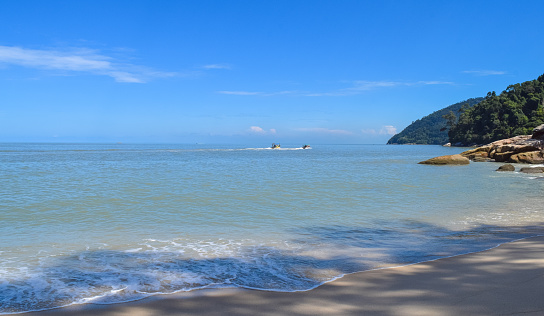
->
[16, 235, 544, 316]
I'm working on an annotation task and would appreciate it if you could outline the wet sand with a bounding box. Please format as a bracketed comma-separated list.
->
[20, 236, 544, 316]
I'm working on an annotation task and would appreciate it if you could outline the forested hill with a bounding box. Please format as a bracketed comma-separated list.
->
[387, 97, 484, 145]
[449, 74, 544, 146]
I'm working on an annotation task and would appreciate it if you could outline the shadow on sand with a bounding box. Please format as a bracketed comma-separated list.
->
[5, 221, 544, 315]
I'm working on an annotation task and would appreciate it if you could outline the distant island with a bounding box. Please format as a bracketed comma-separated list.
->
[389, 73, 544, 146]
[387, 97, 483, 145]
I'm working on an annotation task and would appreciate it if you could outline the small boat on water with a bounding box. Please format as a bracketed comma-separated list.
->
[271, 143, 281, 149]
[302, 144, 311, 149]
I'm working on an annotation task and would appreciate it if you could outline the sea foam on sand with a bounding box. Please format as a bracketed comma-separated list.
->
[18, 236, 544, 316]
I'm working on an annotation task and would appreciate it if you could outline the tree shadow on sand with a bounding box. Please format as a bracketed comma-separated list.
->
[5, 220, 544, 315]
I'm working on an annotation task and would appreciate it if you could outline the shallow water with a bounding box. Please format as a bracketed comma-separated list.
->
[1, 143, 543, 313]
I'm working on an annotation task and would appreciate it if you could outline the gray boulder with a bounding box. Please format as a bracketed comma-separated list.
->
[496, 164, 515, 172]
[520, 167, 544, 174]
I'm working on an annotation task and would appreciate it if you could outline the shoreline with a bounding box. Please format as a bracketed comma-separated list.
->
[13, 235, 544, 316]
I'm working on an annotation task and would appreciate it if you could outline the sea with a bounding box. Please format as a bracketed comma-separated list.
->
[1, 143, 543, 314]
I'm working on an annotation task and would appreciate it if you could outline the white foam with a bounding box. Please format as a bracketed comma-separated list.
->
[124, 248, 143, 253]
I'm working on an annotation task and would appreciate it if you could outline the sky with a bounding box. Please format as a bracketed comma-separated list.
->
[1, 0, 544, 144]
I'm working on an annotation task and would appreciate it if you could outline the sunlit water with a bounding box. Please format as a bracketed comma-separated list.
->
[1, 143, 543, 314]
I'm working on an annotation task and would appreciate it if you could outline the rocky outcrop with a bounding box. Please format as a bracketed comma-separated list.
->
[510, 151, 544, 164]
[418, 154, 470, 165]
[496, 164, 515, 172]
[460, 126, 544, 164]
[419, 125, 544, 166]
[520, 167, 544, 174]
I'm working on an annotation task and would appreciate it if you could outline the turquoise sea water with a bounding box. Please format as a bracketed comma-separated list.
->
[1, 143, 543, 314]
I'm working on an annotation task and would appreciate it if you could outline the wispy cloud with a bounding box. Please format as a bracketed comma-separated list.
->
[296, 127, 354, 135]
[462, 70, 507, 76]
[218, 91, 263, 96]
[217, 90, 299, 96]
[0, 45, 175, 83]
[219, 80, 455, 97]
[202, 64, 231, 70]
[308, 80, 455, 96]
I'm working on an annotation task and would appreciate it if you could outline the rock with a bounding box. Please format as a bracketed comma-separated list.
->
[532, 124, 544, 140]
[459, 128, 544, 164]
[494, 152, 513, 162]
[418, 154, 470, 165]
[520, 167, 544, 174]
[496, 164, 515, 172]
[472, 157, 492, 162]
[460, 147, 490, 160]
[509, 151, 544, 164]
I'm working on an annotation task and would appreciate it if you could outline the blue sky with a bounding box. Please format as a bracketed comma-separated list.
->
[1, 0, 543, 144]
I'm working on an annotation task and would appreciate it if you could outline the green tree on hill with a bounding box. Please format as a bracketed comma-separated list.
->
[387, 98, 483, 145]
[448, 74, 544, 145]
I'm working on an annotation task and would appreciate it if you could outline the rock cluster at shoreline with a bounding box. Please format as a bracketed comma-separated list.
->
[419, 124, 544, 165]
[496, 163, 544, 173]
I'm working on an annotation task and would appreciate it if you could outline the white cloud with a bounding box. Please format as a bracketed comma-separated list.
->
[249, 126, 276, 135]
[362, 125, 397, 135]
[380, 125, 397, 135]
[296, 127, 353, 135]
[0, 45, 175, 83]
[462, 70, 507, 76]
[249, 126, 266, 134]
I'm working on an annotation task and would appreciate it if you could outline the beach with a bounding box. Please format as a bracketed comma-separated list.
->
[19, 236, 544, 316]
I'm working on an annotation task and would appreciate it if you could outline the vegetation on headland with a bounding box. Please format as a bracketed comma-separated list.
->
[448, 74, 544, 146]
[387, 98, 483, 145]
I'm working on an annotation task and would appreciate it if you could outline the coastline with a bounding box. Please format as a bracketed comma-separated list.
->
[16, 236, 544, 316]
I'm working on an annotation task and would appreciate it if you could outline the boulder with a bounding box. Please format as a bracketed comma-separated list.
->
[509, 151, 544, 164]
[418, 154, 470, 165]
[532, 124, 544, 140]
[520, 167, 544, 174]
[496, 164, 515, 172]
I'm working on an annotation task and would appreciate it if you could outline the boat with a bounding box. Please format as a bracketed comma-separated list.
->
[302, 144, 311, 149]
[271, 143, 281, 149]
